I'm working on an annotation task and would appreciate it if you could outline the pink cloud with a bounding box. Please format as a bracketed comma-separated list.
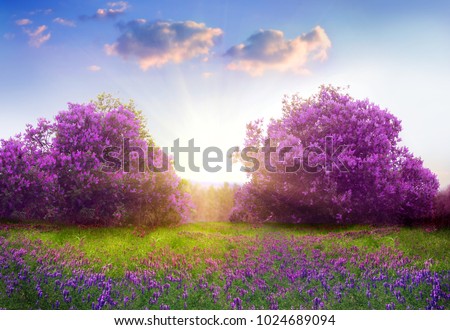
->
[105, 20, 223, 70]
[87, 65, 101, 72]
[225, 26, 331, 76]
[15, 19, 32, 26]
[53, 18, 76, 27]
[24, 25, 51, 48]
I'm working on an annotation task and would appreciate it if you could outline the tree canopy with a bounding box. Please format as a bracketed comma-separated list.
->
[231, 86, 439, 224]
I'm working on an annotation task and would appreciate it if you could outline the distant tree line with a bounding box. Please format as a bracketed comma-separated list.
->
[187, 182, 239, 222]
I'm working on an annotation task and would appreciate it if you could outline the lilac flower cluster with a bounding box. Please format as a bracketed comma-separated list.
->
[0, 231, 448, 310]
[0, 103, 190, 225]
[231, 86, 439, 224]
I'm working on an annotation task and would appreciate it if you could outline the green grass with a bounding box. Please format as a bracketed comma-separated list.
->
[1, 221, 449, 309]
[4, 222, 450, 274]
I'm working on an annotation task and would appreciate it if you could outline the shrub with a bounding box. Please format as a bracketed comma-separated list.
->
[434, 186, 450, 227]
[0, 97, 190, 226]
[230, 86, 439, 224]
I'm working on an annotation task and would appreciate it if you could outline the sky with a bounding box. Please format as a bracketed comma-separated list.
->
[1, 0, 450, 186]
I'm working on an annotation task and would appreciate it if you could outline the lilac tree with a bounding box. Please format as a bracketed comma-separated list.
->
[0, 96, 190, 225]
[231, 86, 439, 224]
[434, 186, 450, 227]
[0, 136, 54, 220]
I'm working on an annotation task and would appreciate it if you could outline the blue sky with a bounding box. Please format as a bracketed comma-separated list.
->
[1, 0, 450, 185]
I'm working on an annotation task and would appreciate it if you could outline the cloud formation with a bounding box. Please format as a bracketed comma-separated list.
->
[53, 17, 76, 27]
[24, 25, 51, 48]
[16, 19, 32, 26]
[80, 1, 129, 21]
[87, 65, 101, 72]
[225, 26, 331, 76]
[105, 20, 223, 70]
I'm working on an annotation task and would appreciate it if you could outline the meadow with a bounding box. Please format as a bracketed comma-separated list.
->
[0, 222, 449, 310]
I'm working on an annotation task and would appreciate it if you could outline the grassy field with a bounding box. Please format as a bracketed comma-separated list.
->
[0, 222, 449, 309]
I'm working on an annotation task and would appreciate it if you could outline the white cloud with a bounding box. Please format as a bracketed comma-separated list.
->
[15, 19, 32, 26]
[81, 1, 129, 20]
[103, 1, 129, 15]
[105, 20, 223, 70]
[53, 17, 76, 27]
[87, 65, 102, 72]
[23, 25, 51, 48]
[225, 26, 331, 76]
[134, 18, 147, 24]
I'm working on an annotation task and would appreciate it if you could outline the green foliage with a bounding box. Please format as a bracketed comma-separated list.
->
[91, 93, 154, 145]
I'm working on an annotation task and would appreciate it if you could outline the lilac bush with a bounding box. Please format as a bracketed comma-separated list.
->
[231, 86, 439, 224]
[0, 135, 56, 220]
[0, 98, 189, 225]
[434, 186, 450, 227]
